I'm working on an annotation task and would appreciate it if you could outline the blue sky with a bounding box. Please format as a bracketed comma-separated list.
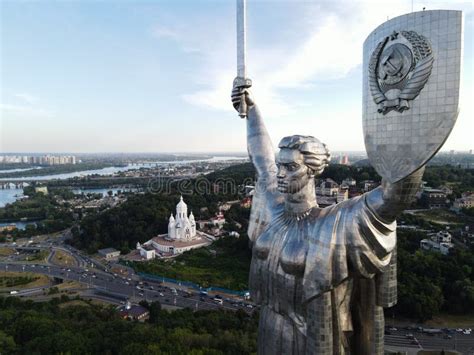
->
[1, 0, 472, 153]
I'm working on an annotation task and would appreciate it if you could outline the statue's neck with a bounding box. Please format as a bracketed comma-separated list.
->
[284, 179, 318, 217]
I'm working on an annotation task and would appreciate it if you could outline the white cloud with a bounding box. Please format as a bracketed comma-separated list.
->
[14, 93, 39, 105]
[152, 25, 181, 40]
[180, 2, 374, 118]
[0, 103, 54, 118]
[180, 0, 472, 123]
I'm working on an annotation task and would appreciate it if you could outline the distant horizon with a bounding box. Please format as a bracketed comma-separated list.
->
[0, 149, 471, 156]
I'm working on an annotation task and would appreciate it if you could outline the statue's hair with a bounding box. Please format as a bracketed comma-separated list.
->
[278, 135, 331, 175]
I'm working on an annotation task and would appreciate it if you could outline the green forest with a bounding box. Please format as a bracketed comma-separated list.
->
[395, 228, 474, 321]
[0, 187, 75, 240]
[0, 296, 258, 354]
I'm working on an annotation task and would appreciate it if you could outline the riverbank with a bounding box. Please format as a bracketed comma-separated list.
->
[0, 156, 248, 182]
[0, 162, 121, 179]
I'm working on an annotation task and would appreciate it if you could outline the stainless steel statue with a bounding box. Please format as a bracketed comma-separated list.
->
[231, 6, 462, 355]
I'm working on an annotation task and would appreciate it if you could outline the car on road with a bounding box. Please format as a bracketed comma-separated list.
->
[159, 293, 164, 297]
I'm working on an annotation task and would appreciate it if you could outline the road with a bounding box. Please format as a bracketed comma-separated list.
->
[0, 262, 254, 313]
[385, 327, 474, 354]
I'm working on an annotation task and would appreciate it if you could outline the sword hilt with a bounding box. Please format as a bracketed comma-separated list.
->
[233, 77, 252, 119]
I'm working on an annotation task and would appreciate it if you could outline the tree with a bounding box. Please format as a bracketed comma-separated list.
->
[148, 301, 162, 324]
[0, 330, 16, 353]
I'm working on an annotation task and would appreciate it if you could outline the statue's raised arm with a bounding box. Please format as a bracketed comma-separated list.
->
[231, 83, 282, 242]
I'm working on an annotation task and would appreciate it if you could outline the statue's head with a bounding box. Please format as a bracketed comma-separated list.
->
[276, 135, 331, 194]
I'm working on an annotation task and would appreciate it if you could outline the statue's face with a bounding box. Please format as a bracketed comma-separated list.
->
[276, 148, 311, 194]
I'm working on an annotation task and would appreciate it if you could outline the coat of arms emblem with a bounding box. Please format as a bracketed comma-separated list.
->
[369, 30, 434, 114]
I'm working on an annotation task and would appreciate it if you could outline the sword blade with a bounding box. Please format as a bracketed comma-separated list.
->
[236, 0, 246, 78]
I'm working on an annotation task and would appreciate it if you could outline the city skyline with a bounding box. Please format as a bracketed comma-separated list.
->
[1, 0, 473, 153]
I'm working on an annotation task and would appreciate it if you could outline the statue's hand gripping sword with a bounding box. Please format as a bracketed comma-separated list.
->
[234, 0, 252, 118]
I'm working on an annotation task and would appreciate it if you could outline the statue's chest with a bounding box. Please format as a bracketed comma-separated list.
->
[250, 219, 314, 312]
[253, 218, 313, 276]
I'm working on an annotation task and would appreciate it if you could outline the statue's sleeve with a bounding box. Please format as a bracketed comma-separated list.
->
[247, 179, 283, 244]
[347, 194, 398, 307]
[246, 105, 283, 244]
[302, 195, 397, 307]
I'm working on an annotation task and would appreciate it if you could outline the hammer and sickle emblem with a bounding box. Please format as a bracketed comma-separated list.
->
[381, 47, 404, 79]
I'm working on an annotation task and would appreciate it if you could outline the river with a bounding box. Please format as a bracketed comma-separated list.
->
[0, 188, 25, 208]
[0, 221, 36, 230]
[0, 156, 247, 182]
[0, 156, 248, 207]
[0, 167, 43, 174]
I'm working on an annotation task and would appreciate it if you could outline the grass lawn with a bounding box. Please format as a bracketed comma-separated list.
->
[414, 209, 468, 226]
[0, 247, 15, 257]
[50, 249, 78, 267]
[130, 237, 251, 291]
[58, 299, 91, 309]
[0, 271, 50, 290]
[27, 250, 50, 262]
[424, 313, 474, 328]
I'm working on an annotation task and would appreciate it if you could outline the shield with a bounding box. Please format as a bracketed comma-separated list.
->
[362, 10, 462, 183]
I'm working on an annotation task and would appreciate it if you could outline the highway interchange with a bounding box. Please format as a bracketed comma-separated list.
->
[0, 261, 254, 312]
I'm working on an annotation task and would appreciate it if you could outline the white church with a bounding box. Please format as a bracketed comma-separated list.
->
[136, 196, 211, 259]
[167, 196, 197, 241]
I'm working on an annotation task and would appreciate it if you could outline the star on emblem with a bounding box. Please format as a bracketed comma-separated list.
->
[389, 31, 399, 40]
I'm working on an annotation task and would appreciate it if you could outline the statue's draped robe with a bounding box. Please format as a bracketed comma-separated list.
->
[249, 188, 397, 355]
